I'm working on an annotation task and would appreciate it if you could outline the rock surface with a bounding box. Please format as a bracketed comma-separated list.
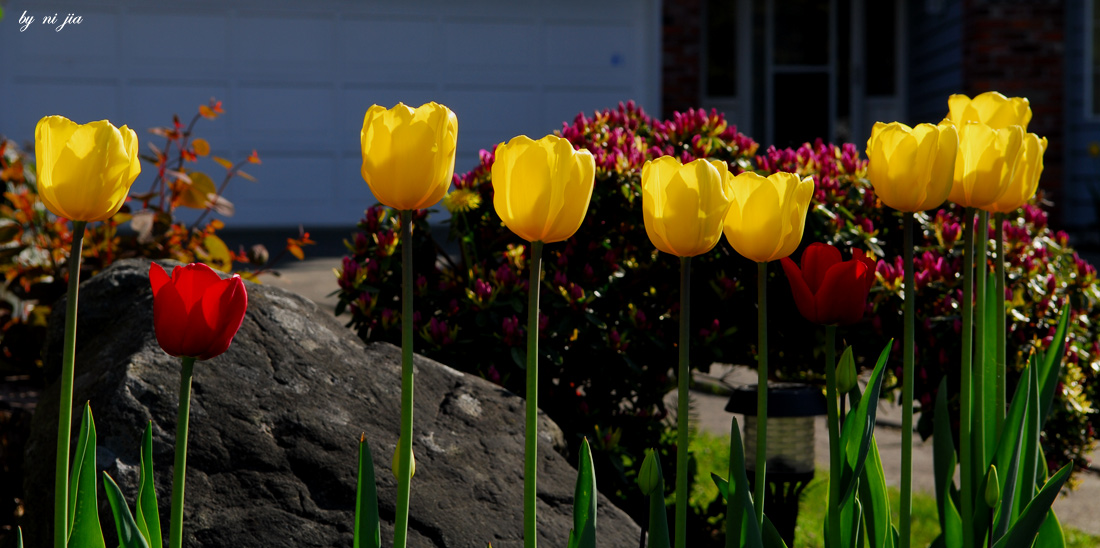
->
[23, 259, 640, 548]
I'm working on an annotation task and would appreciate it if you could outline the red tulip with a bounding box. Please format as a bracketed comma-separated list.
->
[780, 243, 877, 326]
[150, 262, 248, 360]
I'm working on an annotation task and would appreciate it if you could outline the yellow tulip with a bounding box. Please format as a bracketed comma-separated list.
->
[946, 91, 1032, 130]
[724, 171, 814, 263]
[986, 132, 1047, 214]
[641, 156, 733, 257]
[949, 123, 1023, 209]
[34, 116, 141, 222]
[361, 102, 458, 210]
[866, 121, 959, 212]
[491, 134, 595, 243]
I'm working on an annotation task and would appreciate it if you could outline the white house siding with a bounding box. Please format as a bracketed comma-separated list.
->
[0, 0, 661, 227]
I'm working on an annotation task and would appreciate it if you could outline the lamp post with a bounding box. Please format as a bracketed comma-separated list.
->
[725, 382, 827, 547]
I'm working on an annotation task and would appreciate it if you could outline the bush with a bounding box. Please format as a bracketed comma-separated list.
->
[336, 102, 1099, 531]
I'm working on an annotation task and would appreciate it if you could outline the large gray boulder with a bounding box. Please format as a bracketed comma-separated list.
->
[23, 259, 640, 547]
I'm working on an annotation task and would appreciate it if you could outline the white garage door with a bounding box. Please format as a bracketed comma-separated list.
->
[0, 0, 661, 227]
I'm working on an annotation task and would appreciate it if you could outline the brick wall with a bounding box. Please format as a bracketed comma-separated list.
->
[662, 0, 703, 117]
[962, 0, 1066, 225]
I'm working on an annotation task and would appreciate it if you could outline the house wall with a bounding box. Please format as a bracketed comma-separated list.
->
[0, 0, 662, 228]
[962, 0, 1067, 226]
[907, 0, 964, 124]
[662, 0, 703, 118]
[1066, 0, 1100, 232]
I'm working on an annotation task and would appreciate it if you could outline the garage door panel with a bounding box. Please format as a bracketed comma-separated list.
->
[339, 16, 440, 68]
[124, 13, 227, 64]
[336, 156, 378, 209]
[0, 1, 658, 227]
[236, 15, 335, 68]
[544, 22, 636, 70]
[444, 19, 538, 68]
[223, 154, 336, 206]
[237, 85, 336, 149]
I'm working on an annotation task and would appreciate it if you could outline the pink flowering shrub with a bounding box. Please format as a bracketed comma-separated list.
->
[336, 102, 1100, 523]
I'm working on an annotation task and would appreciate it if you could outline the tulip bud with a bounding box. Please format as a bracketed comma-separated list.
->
[985, 465, 1000, 507]
[637, 449, 662, 496]
[392, 441, 415, 480]
[836, 355, 858, 394]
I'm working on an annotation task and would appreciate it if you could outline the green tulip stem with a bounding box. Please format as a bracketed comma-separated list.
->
[54, 220, 85, 548]
[395, 209, 415, 548]
[974, 209, 988, 474]
[754, 260, 768, 527]
[524, 239, 544, 548]
[824, 324, 841, 546]
[674, 256, 692, 548]
[168, 356, 196, 548]
[901, 212, 915, 548]
[960, 206, 976, 548]
[994, 213, 1006, 432]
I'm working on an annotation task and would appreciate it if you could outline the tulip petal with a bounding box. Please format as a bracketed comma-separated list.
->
[197, 276, 247, 360]
[170, 263, 224, 314]
[800, 243, 841, 294]
[152, 278, 189, 358]
[815, 260, 865, 325]
[781, 257, 819, 324]
[150, 262, 171, 296]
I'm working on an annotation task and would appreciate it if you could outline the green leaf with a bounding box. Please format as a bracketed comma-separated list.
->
[932, 378, 958, 542]
[135, 422, 161, 548]
[1035, 509, 1066, 548]
[761, 514, 789, 548]
[857, 433, 894, 548]
[722, 416, 762, 548]
[68, 402, 106, 548]
[992, 464, 1072, 548]
[15, 526, 21, 548]
[567, 438, 596, 548]
[646, 452, 671, 548]
[354, 435, 381, 548]
[1037, 304, 1070, 429]
[838, 340, 892, 504]
[103, 473, 151, 548]
[991, 361, 1031, 542]
[1014, 360, 1041, 524]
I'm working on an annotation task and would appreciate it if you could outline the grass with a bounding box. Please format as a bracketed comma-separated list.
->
[689, 431, 1100, 548]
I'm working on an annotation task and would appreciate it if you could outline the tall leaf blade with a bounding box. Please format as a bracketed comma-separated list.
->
[135, 422, 161, 548]
[567, 437, 596, 548]
[1037, 304, 1070, 429]
[648, 453, 671, 548]
[991, 362, 1031, 542]
[1013, 360, 1041, 524]
[1035, 509, 1066, 548]
[992, 464, 1072, 548]
[761, 515, 789, 548]
[103, 473, 151, 548]
[847, 376, 894, 548]
[857, 433, 895, 548]
[931, 378, 956, 536]
[354, 435, 381, 548]
[839, 340, 893, 503]
[68, 402, 106, 548]
[723, 416, 762, 548]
